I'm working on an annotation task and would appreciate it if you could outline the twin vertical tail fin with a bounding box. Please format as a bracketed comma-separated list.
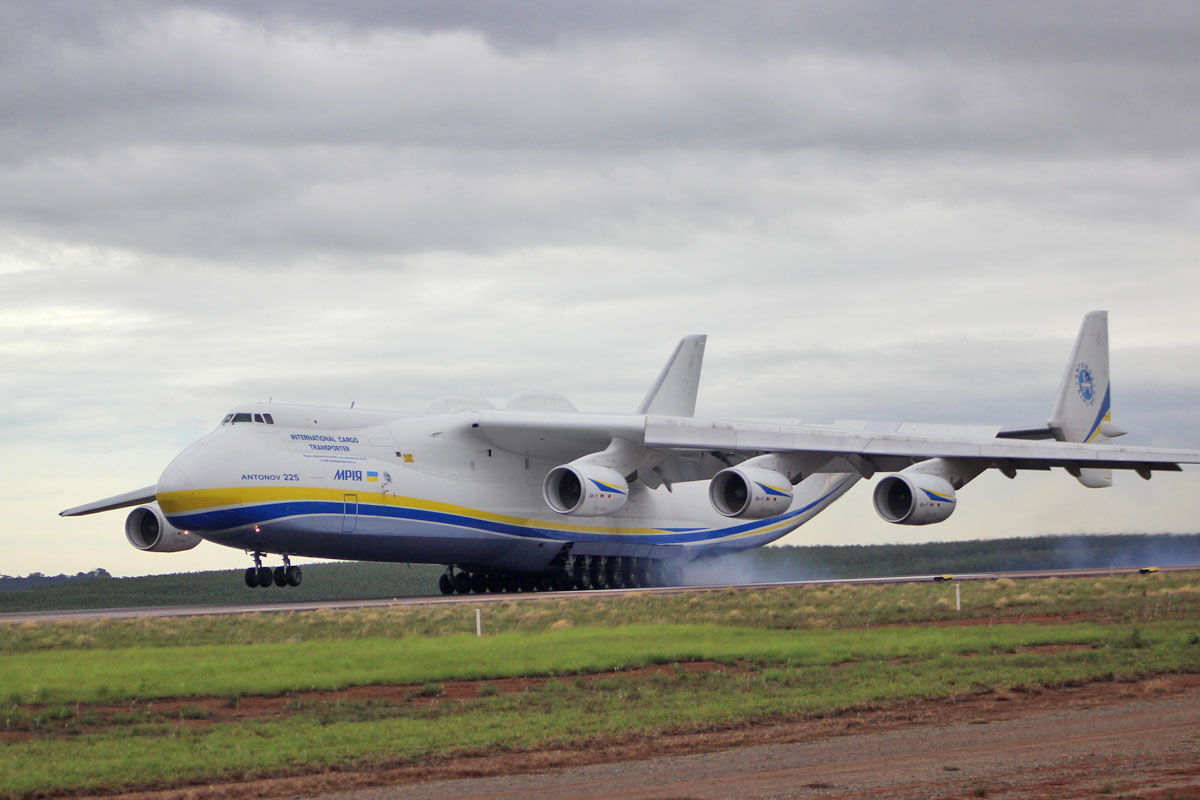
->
[1047, 310, 1125, 488]
[636, 334, 707, 417]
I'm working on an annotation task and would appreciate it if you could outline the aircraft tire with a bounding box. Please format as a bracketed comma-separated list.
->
[620, 557, 636, 588]
[590, 557, 608, 590]
[453, 572, 472, 594]
[606, 558, 623, 589]
[554, 572, 572, 591]
[287, 566, 303, 587]
[505, 574, 521, 593]
[244, 568, 259, 588]
[486, 573, 505, 593]
[256, 567, 273, 587]
[273, 566, 288, 587]
[664, 562, 684, 587]
[438, 573, 454, 595]
[519, 575, 536, 593]
[469, 572, 486, 593]
[575, 562, 592, 590]
[636, 558, 653, 587]
[535, 574, 552, 592]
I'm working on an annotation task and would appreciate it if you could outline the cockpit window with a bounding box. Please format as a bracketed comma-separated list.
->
[224, 411, 275, 425]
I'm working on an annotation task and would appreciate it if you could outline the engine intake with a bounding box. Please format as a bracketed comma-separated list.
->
[709, 467, 793, 519]
[125, 505, 202, 552]
[873, 473, 956, 525]
[543, 464, 629, 516]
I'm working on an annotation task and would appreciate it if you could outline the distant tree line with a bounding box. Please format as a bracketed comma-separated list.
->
[1, 533, 1197, 614]
[0, 569, 112, 592]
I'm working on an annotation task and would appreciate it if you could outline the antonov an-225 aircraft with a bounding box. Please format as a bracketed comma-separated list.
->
[62, 312, 1200, 594]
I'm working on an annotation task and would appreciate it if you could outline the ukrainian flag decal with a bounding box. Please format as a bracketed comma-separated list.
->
[367, 471, 379, 482]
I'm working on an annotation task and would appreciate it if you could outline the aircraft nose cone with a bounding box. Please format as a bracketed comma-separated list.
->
[156, 461, 193, 496]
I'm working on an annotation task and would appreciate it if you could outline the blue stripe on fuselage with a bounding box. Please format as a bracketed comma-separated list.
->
[166, 480, 852, 546]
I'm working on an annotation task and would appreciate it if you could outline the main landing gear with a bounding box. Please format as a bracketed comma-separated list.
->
[438, 555, 684, 595]
[244, 553, 302, 588]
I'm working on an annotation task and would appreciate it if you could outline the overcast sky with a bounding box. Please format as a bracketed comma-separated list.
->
[3, 1, 1199, 578]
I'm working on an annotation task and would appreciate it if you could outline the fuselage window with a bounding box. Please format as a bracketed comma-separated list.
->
[232, 412, 252, 423]
[222, 414, 233, 425]
[263, 413, 274, 424]
[253, 413, 264, 423]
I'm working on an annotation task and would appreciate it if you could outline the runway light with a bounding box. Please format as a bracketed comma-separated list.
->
[254, 526, 261, 533]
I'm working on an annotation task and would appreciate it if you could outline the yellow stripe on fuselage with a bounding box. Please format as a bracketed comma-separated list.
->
[155, 485, 811, 542]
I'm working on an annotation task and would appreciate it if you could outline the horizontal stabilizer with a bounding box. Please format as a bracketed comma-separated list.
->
[60, 485, 157, 517]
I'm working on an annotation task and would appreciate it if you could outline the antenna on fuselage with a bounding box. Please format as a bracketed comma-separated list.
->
[351, 401, 356, 408]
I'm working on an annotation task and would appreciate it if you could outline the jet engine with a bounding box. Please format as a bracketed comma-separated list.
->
[872, 473, 956, 525]
[709, 467, 794, 519]
[543, 464, 629, 516]
[125, 504, 202, 552]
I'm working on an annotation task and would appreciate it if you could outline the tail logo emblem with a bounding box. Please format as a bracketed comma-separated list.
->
[1075, 363, 1095, 405]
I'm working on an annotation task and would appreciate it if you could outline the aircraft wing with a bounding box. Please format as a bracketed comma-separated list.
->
[60, 485, 158, 517]
[642, 416, 1200, 475]
[475, 410, 1200, 477]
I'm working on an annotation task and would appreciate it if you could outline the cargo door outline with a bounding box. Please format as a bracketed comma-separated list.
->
[342, 493, 358, 533]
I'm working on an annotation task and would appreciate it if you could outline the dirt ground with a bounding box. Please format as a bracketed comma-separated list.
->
[69, 670, 1200, 800]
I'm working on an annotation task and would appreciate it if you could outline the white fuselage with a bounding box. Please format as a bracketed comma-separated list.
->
[155, 403, 858, 572]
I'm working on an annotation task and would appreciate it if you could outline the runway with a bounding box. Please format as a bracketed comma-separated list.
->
[1, 565, 1191, 624]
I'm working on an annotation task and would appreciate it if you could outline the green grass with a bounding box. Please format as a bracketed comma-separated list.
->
[4, 570, 1198, 654]
[2, 571, 1199, 798]
[3, 621, 1197, 706]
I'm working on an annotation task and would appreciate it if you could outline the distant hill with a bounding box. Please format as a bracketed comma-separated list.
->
[2, 533, 1197, 614]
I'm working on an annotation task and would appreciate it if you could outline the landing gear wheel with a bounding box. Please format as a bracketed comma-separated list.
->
[486, 573, 505, 593]
[636, 559, 653, 587]
[573, 557, 592, 590]
[256, 567, 273, 587]
[554, 572, 572, 591]
[470, 572, 488, 594]
[606, 558, 622, 589]
[535, 574, 552, 592]
[439, 573, 454, 595]
[286, 566, 303, 587]
[273, 566, 288, 587]
[590, 557, 608, 590]
[620, 557, 636, 588]
[453, 571, 472, 594]
[245, 568, 259, 588]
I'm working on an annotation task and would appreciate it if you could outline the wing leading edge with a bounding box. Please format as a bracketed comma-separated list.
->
[60, 485, 158, 517]
[643, 415, 1198, 477]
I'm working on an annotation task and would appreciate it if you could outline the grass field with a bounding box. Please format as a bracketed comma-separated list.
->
[3, 571, 1199, 798]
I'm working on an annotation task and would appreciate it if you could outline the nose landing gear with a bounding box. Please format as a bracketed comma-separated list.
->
[244, 553, 302, 588]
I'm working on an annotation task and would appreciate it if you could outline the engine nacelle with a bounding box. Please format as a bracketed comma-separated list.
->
[125, 505, 202, 552]
[709, 467, 794, 519]
[873, 473, 957, 525]
[543, 464, 629, 516]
